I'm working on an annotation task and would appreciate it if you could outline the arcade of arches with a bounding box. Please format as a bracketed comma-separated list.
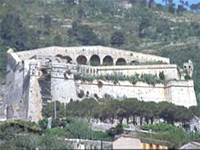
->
[74, 54, 137, 66]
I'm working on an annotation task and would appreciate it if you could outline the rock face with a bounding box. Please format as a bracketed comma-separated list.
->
[2, 46, 197, 122]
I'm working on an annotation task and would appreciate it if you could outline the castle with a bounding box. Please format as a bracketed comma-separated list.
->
[1, 46, 197, 122]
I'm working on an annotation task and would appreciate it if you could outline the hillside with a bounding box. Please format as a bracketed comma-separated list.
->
[0, 0, 200, 102]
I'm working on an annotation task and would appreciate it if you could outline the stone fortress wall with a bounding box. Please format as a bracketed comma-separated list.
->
[3, 46, 197, 122]
[16, 46, 170, 65]
[50, 63, 196, 108]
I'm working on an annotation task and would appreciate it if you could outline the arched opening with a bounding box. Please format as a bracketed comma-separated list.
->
[56, 54, 72, 63]
[62, 56, 72, 63]
[130, 60, 139, 65]
[76, 55, 87, 65]
[56, 54, 63, 59]
[90, 54, 100, 66]
[116, 58, 127, 65]
[103, 55, 113, 66]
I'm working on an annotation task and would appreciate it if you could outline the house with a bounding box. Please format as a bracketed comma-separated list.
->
[113, 135, 169, 149]
[180, 141, 200, 149]
[65, 138, 112, 150]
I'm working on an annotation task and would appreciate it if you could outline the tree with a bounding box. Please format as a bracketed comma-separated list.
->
[177, 5, 187, 14]
[0, 13, 38, 51]
[111, 31, 125, 47]
[148, 0, 154, 8]
[189, 106, 200, 117]
[162, 0, 168, 5]
[65, 118, 92, 139]
[116, 107, 127, 124]
[121, 98, 137, 124]
[1, 134, 71, 149]
[53, 35, 62, 46]
[107, 124, 123, 138]
[168, 3, 176, 14]
[43, 15, 52, 31]
[143, 102, 158, 124]
[138, 15, 151, 38]
[158, 102, 177, 124]
[179, 0, 189, 7]
[190, 3, 200, 12]
[174, 106, 193, 129]
[77, 7, 85, 19]
[68, 22, 100, 45]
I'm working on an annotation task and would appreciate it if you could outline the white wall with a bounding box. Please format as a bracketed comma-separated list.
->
[166, 80, 197, 108]
[49, 76, 197, 108]
[113, 136, 142, 149]
[76, 80, 166, 103]
[16, 46, 170, 65]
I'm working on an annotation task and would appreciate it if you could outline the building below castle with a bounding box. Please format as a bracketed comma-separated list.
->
[1, 46, 197, 122]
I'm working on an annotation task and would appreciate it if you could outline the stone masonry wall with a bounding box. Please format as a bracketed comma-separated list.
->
[50, 75, 197, 108]
[166, 80, 197, 107]
[4, 47, 197, 122]
[16, 46, 170, 65]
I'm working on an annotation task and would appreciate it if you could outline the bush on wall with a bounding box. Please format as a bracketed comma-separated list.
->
[74, 73, 166, 85]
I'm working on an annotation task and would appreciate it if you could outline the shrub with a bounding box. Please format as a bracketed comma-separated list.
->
[106, 124, 123, 138]
[74, 73, 165, 85]
[46, 127, 65, 137]
[140, 123, 187, 148]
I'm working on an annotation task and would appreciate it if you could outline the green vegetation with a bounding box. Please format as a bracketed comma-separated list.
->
[1, 134, 71, 150]
[0, 118, 112, 148]
[140, 123, 200, 148]
[40, 99, 200, 148]
[139, 61, 168, 65]
[1, 1, 200, 148]
[140, 123, 188, 148]
[0, 0, 200, 103]
[0, 120, 71, 149]
[42, 98, 196, 128]
[39, 117, 112, 141]
[74, 72, 166, 85]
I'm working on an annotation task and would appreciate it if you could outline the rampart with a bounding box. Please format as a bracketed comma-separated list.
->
[2, 46, 197, 122]
[51, 76, 197, 108]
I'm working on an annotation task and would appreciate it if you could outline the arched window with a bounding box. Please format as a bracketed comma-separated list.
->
[90, 54, 100, 66]
[62, 56, 72, 63]
[55, 54, 63, 58]
[103, 55, 113, 65]
[130, 60, 139, 65]
[116, 58, 127, 65]
[76, 55, 87, 65]
[56, 54, 72, 63]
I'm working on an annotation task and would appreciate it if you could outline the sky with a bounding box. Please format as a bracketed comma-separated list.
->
[155, 0, 200, 6]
